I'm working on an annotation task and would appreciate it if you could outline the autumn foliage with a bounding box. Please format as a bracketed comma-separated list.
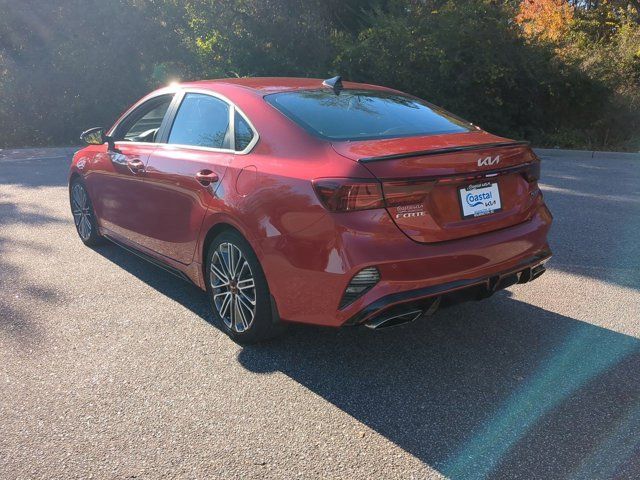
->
[516, 0, 575, 42]
[1, 0, 639, 150]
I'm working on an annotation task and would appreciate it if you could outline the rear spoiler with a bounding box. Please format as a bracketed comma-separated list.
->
[358, 141, 530, 163]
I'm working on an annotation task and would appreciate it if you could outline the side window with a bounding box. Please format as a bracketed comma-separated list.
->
[168, 93, 230, 149]
[235, 112, 255, 151]
[117, 95, 173, 143]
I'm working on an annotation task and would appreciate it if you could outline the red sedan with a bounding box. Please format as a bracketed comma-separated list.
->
[69, 77, 552, 342]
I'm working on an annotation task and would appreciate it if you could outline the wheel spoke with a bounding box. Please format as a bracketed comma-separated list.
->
[213, 291, 231, 300]
[238, 288, 256, 306]
[237, 293, 256, 316]
[72, 185, 82, 208]
[219, 292, 232, 318]
[81, 215, 91, 239]
[236, 296, 250, 331]
[234, 245, 240, 277]
[237, 277, 254, 290]
[226, 243, 232, 277]
[76, 185, 87, 208]
[211, 261, 229, 283]
[72, 209, 82, 226]
[237, 260, 248, 279]
[78, 216, 84, 237]
[220, 246, 233, 279]
[233, 296, 240, 330]
[229, 294, 237, 328]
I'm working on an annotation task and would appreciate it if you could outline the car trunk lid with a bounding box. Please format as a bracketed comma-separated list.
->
[332, 132, 542, 243]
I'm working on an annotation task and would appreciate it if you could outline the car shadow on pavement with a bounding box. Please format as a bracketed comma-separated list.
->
[237, 292, 640, 479]
[92, 238, 640, 478]
[0, 197, 67, 350]
[92, 242, 214, 320]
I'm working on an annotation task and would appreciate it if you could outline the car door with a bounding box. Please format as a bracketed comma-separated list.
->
[86, 94, 174, 244]
[141, 91, 233, 264]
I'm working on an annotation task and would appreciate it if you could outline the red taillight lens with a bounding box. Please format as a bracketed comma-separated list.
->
[313, 178, 437, 212]
[312, 179, 385, 212]
[382, 180, 436, 207]
[524, 162, 541, 183]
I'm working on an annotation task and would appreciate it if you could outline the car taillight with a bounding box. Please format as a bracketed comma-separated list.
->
[524, 162, 541, 183]
[313, 178, 436, 212]
[382, 180, 436, 207]
[312, 179, 384, 212]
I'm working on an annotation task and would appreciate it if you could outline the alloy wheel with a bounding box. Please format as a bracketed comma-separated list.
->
[71, 183, 93, 240]
[210, 242, 257, 333]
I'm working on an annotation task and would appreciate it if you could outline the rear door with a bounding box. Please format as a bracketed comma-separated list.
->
[141, 91, 233, 264]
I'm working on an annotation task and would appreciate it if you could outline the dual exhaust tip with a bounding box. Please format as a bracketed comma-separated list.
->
[365, 297, 441, 330]
[363, 262, 547, 330]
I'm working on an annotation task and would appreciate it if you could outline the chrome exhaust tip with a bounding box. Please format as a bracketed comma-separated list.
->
[365, 309, 424, 329]
[518, 263, 547, 284]
[364, 296, 441, 330]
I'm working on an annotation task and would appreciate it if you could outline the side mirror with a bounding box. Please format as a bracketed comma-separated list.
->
[80, 127, 106, 145]
[80, 127, 117, 151]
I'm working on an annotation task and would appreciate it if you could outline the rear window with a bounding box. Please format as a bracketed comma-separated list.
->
[265, 89, 472, 141]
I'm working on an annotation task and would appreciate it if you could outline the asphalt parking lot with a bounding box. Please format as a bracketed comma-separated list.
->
[1, 147, 639, 479]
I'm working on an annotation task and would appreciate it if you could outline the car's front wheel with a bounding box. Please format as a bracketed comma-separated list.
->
[69, 179, 103, 246]
[206, 230, 284, 343]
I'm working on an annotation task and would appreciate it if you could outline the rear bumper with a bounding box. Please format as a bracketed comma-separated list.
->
[345, 249, 550, 328]
[262, 203, 552, 327]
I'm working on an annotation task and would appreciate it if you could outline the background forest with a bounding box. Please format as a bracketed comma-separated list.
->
[1, 0, 639, 150]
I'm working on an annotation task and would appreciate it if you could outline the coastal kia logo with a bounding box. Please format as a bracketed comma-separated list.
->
[478, 155, 500, 167]
[466, 191, 492, 207]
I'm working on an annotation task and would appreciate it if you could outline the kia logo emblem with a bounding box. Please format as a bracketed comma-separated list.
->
[478, 155, 500, 167]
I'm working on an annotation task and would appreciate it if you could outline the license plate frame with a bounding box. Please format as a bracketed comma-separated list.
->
[458, 181, 502, 219]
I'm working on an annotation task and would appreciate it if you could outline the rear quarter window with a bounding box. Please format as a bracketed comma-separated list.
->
[234, 113, 255, 151]
[265, 89, 472, 141]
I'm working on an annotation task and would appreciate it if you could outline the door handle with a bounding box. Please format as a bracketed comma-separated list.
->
[196, 170, 219, 186]
[127, 159, 145, 173]
[109, 152, 127, 166]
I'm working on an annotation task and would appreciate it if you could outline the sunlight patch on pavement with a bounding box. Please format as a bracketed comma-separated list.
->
[570, 398, 640, 480]
[442, 325, 639, 479]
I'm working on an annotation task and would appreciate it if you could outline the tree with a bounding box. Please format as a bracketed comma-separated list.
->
[0, 0, 638, 149]
[0, 0, 191, 146]
[516, 0, 575, 42]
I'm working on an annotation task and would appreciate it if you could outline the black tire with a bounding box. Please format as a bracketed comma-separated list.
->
[205, 230, 284, 344]
[69, 178, 103, 246]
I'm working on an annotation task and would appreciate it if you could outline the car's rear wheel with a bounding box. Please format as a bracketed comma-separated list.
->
[69, 179, 103, 246]
[206, 230, 283, 343]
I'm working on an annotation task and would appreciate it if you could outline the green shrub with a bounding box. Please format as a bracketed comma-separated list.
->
[0, 0, 638, 150]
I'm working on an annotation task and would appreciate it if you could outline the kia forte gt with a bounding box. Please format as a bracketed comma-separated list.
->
[69, 76, 552, 343]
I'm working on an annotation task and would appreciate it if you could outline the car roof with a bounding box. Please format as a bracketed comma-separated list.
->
[178, 77, 394, 95]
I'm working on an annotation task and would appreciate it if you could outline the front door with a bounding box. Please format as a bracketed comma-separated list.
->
[86, 94, 174, 244]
